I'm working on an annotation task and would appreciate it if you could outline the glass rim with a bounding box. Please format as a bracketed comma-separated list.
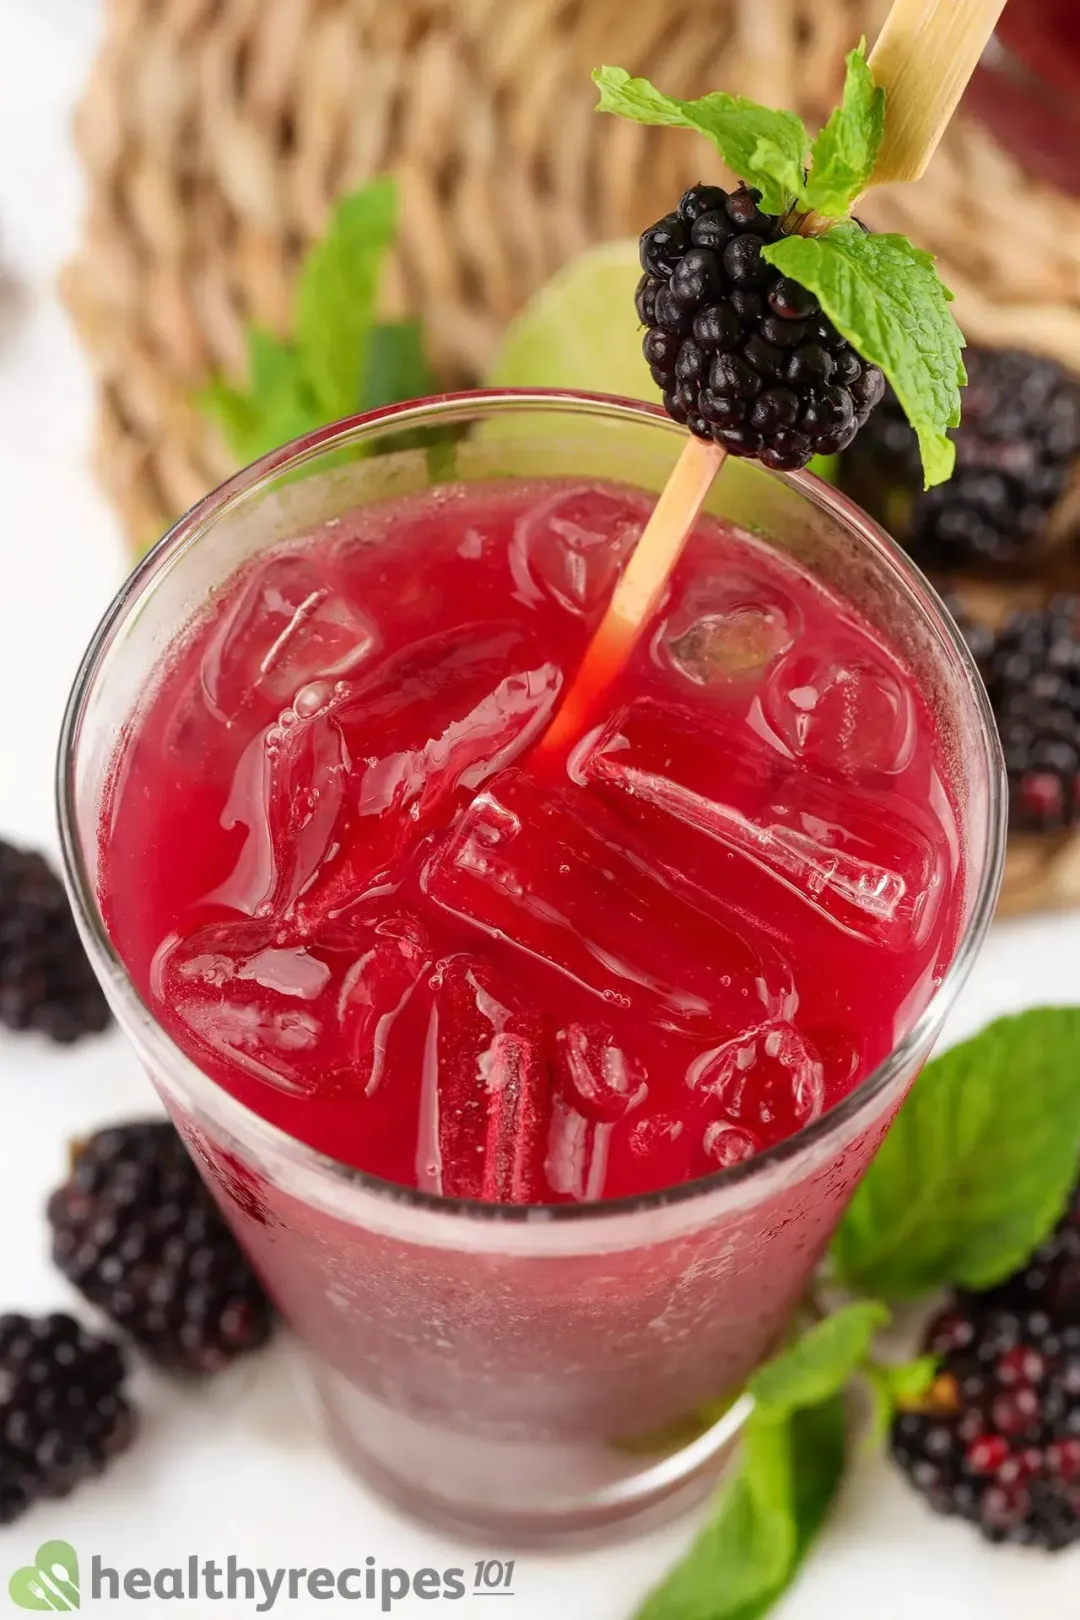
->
[57, 387, 1008, 1226]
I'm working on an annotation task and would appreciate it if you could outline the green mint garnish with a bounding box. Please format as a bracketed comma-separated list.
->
[592, 67, 810, 217]
[762, 227, 964, 486]
[802, 41, 886, 218]
[832, 1008, 1080, 1300]
[863, 1355, 939, 1450]
[594, 40, 965, 488]
[635, 1304, 885, 1620]
[198, 176, 432, 465]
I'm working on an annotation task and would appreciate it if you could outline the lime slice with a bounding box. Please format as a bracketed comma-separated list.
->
[486, 240, 651, 400]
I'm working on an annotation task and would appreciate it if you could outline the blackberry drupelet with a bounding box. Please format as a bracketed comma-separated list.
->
[0, 838, 110, 1042]
[841, 347, 1080, 572]
[48, 1121, 275, 1375]
[891, 1183, 1080, 1550]
[981, 597, 1080, 833]
[636, 184, 884, 470]
[0, 1312, 135, 1525]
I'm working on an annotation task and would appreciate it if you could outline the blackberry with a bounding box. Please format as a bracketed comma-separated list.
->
[0, 838, 110, 1042]
[0, 1312, 135, 1525]
[982, 597, 1080, 833]
[841, 347, 1080, 573]
[891, 1185, 1080, 1550]
[637, 185, 883, 470]
[48, 1121, 275, 1374]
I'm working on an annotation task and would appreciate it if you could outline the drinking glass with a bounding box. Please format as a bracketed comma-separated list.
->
[58, 391, 1006, 1545]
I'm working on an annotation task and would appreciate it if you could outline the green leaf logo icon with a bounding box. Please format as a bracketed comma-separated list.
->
[8, 1541, 80, 1610]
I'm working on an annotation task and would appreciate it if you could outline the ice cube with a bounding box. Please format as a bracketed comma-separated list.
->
[154, 913, 429, 1097]
[700, 1120, 760, 1170]
[200, 551, 376, 722]
[508, 485, 648, 617]
[583, 700, 943, 952]
[687, 1022, 825, 1140]
[418, 955, 549, 1202]
[218, 624, 562, 923]
[552, 1023, 648, 1122]
[421, 768, 794, 1038]
[545, 1096, 613, 1202]
[762, 647, 916, 776]
[662, 571, 797, 687]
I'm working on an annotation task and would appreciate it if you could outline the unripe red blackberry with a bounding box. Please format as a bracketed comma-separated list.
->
[48, 1121, 275, 1374]
[891, 1180, 1080, 1550]
[638, 185, 884, 470]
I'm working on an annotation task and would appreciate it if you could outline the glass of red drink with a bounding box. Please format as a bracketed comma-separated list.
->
[58, 391, 1005, 1545]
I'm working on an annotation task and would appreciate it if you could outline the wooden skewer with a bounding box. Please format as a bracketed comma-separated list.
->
[868, 0, 1009, 186]
[538, 0, 1008, 760]
[535, 435, 725, 762]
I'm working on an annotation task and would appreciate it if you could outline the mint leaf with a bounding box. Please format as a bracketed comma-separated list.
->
[359, 321, 434, 412]
[803, 40, 885, 218]
[634, 1310, 870, 1620]
[863, 1356, 938, 1450]
[833, 1009, 1080, 1299]
[636, 1396, 846, 1620]
[295, 175, 397, 419]
[593, 67, 809, 215]
[763, 225, 964, 487]
[749, 1301, 889, 1417]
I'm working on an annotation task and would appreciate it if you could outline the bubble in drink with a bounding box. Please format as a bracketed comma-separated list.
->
[200, 552, 376, 721]
[583, 700, 945, 952]
[701, 1120, 760, 1170]
[422, 767, 795, 1039]
[763, 648, 916, 776]
[508, 485, 648, 616]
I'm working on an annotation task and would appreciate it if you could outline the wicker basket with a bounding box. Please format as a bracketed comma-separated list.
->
[62, 0, 1080, 915]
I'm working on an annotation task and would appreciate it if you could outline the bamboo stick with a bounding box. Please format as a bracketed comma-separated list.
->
[538, 0, 1009, 758]
[869, 0, 1009, 186]
[535, 436, 724, 761]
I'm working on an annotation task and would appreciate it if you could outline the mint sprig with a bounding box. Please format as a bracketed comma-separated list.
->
[832, 1008, 1080, 1300]
[762, 228, 964, 486]
[802, 42, 885, 218]
[198, 177, 433, 466]
[593, 41, 966, 488]
[636, 1305, 884, 1620]
[592, 67, 809, 216]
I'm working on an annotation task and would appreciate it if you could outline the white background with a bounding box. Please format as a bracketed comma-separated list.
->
[1, 3, 1080, 1615]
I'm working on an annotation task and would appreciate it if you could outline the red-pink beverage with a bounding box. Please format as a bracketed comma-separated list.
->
[103, 479, 961, 1201]
[85, 441, 985, 1539]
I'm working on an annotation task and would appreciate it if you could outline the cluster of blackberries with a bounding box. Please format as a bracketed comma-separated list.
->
[0, 1313, 135, 1526]
[0, 837, 110, 1043]
[892, 1184, 1080, 1549]
[842, 347, 1080, 574]
[48, 1122, 275, 1376]
[638, 185, 884, 469]
[2, 1121, 274, 1524]
[949, 594, 1080, 834]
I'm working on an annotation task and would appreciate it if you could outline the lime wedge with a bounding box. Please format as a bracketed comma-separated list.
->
[485, 240, 651, 400]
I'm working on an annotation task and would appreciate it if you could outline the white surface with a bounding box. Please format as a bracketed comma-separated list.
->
[2, 3, 1080, 1616]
